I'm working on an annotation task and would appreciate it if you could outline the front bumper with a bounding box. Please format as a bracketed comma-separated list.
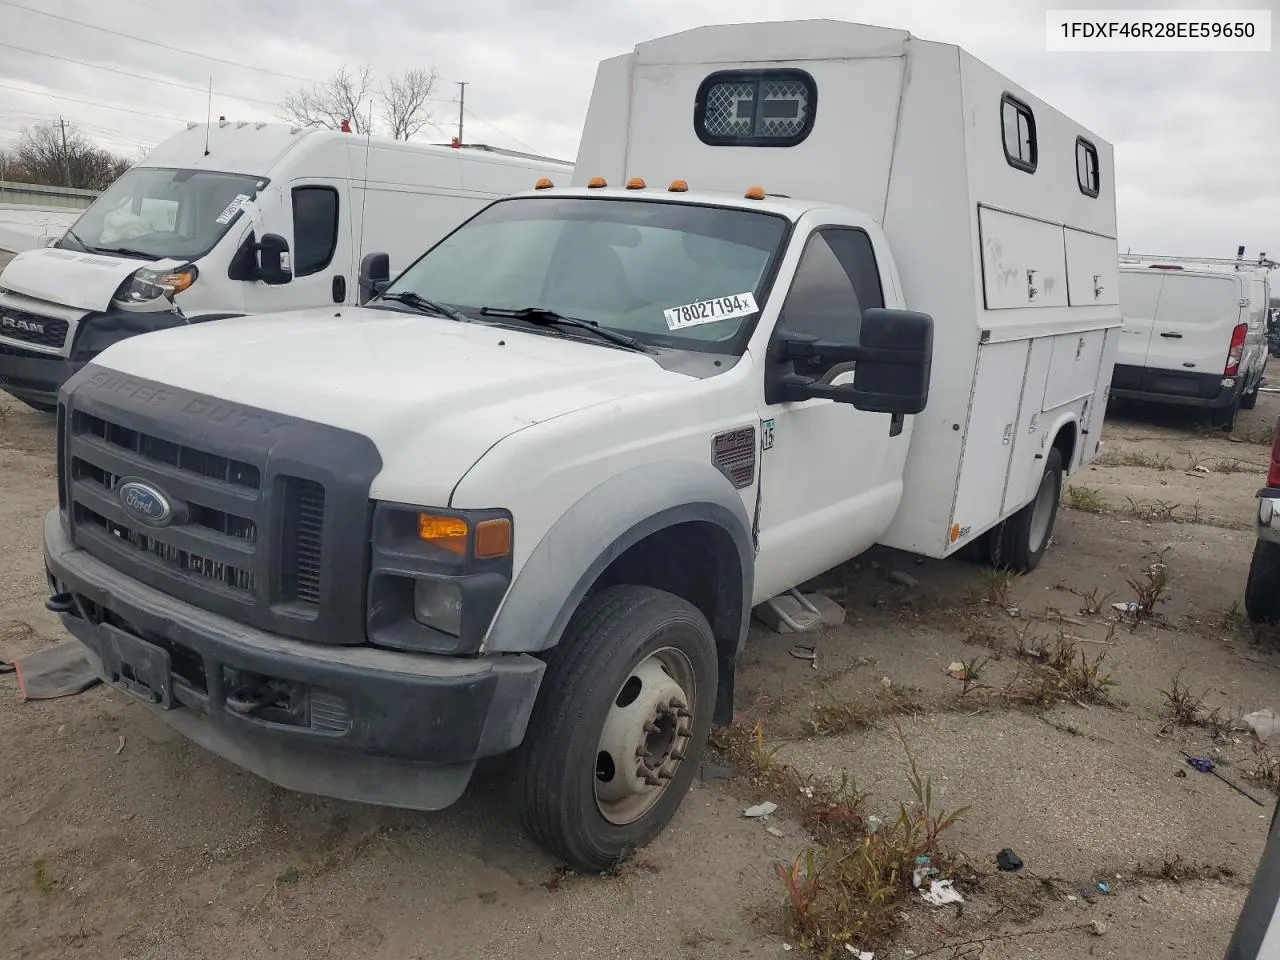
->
[1258, 490, 1280, 547]
[0, 344, 81, 407]
[43, 509, 545, 810]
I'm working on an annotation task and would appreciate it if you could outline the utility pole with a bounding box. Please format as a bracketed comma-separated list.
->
[58, 116, 71, 187]
[456, 81, 468, 147]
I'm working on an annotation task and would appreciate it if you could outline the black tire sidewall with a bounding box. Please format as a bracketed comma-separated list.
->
[995, 448, 1063, 573]
[1246, 539, 1280, 625]
[517, 586, 718, 872]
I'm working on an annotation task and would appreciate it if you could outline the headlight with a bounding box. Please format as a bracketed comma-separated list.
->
[367, 503, 515, 655]
[414, 580, 463, 636]
[117, 264, 198, 305]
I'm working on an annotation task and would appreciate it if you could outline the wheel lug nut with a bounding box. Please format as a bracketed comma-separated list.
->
[676, 708, 692, 718]
[644, 722, 660, 735]
[671, 749, 685, 761]
[658, 769, 674, 780]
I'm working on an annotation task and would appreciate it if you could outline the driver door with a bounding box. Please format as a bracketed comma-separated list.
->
[752, 224, 905, 602]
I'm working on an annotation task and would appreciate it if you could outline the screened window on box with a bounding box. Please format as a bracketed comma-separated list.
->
[695, 70, 816, 146]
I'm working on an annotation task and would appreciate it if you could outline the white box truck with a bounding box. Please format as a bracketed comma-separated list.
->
[0, 121, 572, 412]
[1113, 252, 1275, 430]
[41, 21, 1119, 872]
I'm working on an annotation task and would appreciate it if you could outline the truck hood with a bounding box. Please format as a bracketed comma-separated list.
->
[0, 246, 178, 312]
[86, 307, 694, 502]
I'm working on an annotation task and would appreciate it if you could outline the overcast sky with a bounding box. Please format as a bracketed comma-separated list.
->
[0, 0, 1276, 259]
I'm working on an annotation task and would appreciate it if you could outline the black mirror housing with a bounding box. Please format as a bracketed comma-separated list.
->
[257, 233, 292, 286]
[849, 308, 933, 415]
[359, 252, 391, 305]
[767, 307, 934, 414]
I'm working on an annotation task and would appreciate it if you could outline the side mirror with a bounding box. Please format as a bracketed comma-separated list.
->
[358, 252, 391, 305]
[256, 233, 292, 286]
[769, 308, 934, 414]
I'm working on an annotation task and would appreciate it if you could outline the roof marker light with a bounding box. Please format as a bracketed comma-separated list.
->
[625, 177, 646, 190]
[534, 177, 554, 190]
[744, 186, 766, 200]
[668, 179, 689, 193]
[587, 176, 608, 188]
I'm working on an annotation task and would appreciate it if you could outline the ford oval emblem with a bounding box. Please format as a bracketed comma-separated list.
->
[118, 480, 173, 526]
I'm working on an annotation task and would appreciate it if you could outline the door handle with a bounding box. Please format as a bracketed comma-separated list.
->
[1159, 332, 1182, 339]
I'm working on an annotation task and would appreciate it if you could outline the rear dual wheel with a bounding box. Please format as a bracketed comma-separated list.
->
[515, 585, 717, 873]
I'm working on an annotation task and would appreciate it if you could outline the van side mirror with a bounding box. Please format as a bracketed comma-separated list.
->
[256, 233, 292, 286]
[769, 308, 934, 414]
[358, 252, 391, 305]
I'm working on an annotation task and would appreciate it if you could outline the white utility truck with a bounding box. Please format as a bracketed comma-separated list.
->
[41, 21, 1119, 872]
[1113, 252, 1274, 431]
[0, 121, 572, 411]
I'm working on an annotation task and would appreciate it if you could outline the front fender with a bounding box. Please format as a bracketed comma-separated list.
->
[482, 460, 755, 656]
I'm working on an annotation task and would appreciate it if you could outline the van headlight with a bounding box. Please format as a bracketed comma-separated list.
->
[118, 264, 198, 305]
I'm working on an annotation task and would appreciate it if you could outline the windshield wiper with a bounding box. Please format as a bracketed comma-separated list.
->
[92, 246, 157, 260]
[479, 306, 644, 351]
[379, 291, 471, 323]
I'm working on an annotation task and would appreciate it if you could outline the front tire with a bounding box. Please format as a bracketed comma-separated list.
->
[987, 448, 1064, 574]
[1246, 539, 1280, 625]
[515, 585, 718, 873]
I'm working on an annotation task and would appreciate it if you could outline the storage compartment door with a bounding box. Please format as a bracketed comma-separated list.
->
[1001, 337, 1055, 516]
[977, 207, 1069, 310]
[951, 340, 1030, 542]
[1043, 329, 1108, 410]
[1081, 328, 1118, 464]
[1064, 228, 1119, 306]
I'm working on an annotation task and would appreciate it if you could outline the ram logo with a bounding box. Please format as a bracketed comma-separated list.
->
[0, 315, 44, 335]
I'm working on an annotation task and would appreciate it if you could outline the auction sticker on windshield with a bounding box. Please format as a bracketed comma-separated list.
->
[663, 292, 759, 331]
[215, 194, 251, 225]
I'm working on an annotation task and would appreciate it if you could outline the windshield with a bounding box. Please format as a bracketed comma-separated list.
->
[60, 166, 266, 261]
[383, 196, 790, 353]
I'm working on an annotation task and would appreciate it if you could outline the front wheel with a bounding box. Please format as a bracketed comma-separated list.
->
[1246, 539, 1280, 625]
[987, 448, 1064, 574]
[515, 585, 718, 872]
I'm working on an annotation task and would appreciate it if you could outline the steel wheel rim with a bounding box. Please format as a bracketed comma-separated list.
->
[594, 646, 697, 826]
[1028, 469, 1058, 553]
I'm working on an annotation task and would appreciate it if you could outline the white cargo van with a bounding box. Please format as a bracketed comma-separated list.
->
[1113, 254, 1274, 430]
[0, 121, 572, 411]
[41, 21, 1118, 872]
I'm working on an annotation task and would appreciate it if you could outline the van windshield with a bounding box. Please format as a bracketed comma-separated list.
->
[60, 166, 266, 261]
[383, 196, 790, 353]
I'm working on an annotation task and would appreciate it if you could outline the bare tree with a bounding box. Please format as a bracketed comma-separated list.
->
[281, 64, 374, 133]
[10, 121, 132, 190]
[381, 67, 438, 141]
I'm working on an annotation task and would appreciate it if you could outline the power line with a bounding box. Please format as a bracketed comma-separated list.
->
[0, 82, 191, 125]
[0, 41, 284, 108]
[0, 0, 324, 85]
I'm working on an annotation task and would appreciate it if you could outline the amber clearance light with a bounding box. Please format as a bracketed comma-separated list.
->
[418, 514, 468, 555]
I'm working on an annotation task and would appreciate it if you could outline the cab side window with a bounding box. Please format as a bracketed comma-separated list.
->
[778, 228, 884, 378]
[292, 186, 340, 277]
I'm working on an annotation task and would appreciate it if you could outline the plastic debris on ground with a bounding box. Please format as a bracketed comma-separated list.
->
[744, 801, 778, 818]
[766, 826, 786, 838]
[920, 879, 963, 906]
[844, 946, 874, 959]
[946, 661, 968, 680]
[866, 815, 882, 834]
[1112, 601, 1139, 613]
[1097, 882, 1110, 894]
[912, 856, 940, 889]
[1244, 709, 1280, 741]
[995, 848, 1024, 872]
[1186, 756, 1216, 774]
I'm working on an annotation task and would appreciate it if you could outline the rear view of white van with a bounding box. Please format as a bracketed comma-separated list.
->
[1112, 256, 1272, 430]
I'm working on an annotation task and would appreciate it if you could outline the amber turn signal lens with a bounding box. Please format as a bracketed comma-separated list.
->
[418, 514, 468, 554]
[474, 518, 512, 558]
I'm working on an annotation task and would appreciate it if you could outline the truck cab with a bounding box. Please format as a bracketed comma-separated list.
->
[40, 20, 1119, 873]
[0, 122, 572, 412]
